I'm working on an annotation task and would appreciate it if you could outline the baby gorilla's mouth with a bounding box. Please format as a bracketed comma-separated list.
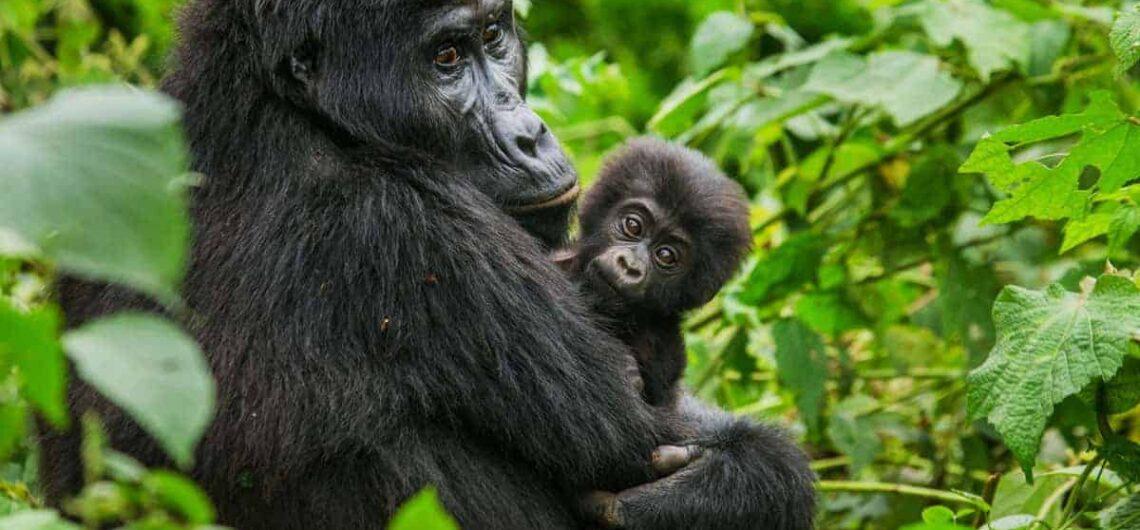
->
[504, 183, 580, 215]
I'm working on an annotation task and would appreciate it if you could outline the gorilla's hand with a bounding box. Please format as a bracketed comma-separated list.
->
[580, 396, 816, 530]
[579, 444, 704, 529]
[623, 354, 646, 396]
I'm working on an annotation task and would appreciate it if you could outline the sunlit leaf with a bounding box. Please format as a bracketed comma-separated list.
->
[0, 299, 66, 427]
[915, 0, 1031, 81]
[387, 487, 460, 530]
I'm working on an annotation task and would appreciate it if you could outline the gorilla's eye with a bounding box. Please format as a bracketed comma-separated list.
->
[654, 246, 678, 268]
[622, 215, 643, 238]
[434, 46, 463, 67]
[482, 23, 504, 45]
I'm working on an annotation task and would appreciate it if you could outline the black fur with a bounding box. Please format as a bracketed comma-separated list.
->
[38, 2, 816, 529]
[560, 138, 752, 407]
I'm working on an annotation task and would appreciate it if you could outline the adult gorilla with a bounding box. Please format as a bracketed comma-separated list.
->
[40, 0, 815, 528]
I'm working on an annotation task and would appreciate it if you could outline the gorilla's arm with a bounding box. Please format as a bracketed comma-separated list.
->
[585, 394, 817, 530]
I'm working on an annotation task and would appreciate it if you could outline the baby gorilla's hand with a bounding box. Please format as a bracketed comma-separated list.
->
[579, 445, 705, 529]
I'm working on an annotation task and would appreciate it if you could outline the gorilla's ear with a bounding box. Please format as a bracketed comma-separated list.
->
[551, 247, 578, 274]
[287, 39, 320, 87]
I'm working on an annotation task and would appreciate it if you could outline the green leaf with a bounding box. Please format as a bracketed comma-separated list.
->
[1100, 494, 1140, 530]
[744, 38, 852, 80]
[968, 276, 1140, 480]
[804, 51, 961, 126]
[889, 147, 960, 227]
[1081, 356, 1140, 414]
[736, 234, 827, 306]
[922, 506, 956, 524]
[0, 300, 67, 427]
[961, 93, 1140, 225]
[0, 402, 27, 462]
[989, 471, 1071, 522]
[1103, 437, 1140, 484]
[983, 515, 1037, 529]
[1111, 5, 1140, 76]
[648, 70, 731, 137]
[0, 511, 81, 530]
[0, 87, 190, 303]
[827, 395, 883, 476]
[772, 319, 828, 435]
[795, 292, 865, 337]
[62, 313, 215, 467]
[690, 12, 754, 77]
[142, 470, 216, 524]
[916, 0, 1031, 81]
[387, 487, 460, 530]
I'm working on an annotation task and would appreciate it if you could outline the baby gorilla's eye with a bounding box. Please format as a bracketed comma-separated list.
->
[434, 46, 462, 67]
[482, 23, 504, 45]
[622, 215, 643, 238]
[654, 246, 678, 268]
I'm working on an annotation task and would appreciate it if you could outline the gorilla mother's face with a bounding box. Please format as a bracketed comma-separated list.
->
[273, 0, 577, 244]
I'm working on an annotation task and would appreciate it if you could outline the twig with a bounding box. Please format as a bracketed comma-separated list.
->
[817, 480, 988, 508]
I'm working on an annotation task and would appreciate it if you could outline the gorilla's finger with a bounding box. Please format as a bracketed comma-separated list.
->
[579, 491, 624, 529]
[651, 444, 704, 477]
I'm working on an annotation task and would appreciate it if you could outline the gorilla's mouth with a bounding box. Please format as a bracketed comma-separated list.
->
[503, 183, 581, 215]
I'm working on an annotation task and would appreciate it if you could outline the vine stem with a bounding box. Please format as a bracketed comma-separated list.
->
[817, 480, 988, 509]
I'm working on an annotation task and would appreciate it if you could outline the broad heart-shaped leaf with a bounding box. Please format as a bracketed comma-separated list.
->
[62, 313, 215, 468]
[772, 319, 828, 435]
[915, 0, 1031, 81]
[968, 275, 1140, 481]
[804, 51, 961, 126]
[388, 487, 460, 530]
[0, 86, 190, 304]
[690, 12, 754, 77]
[1111, 5, 1140, 76]
[0, 299, 67, 427]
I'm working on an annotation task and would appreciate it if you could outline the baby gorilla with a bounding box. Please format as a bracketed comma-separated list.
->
[556, 138, 751, 407]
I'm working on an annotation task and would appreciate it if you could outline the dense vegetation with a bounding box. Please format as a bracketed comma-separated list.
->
[2, 0, 1140, 528]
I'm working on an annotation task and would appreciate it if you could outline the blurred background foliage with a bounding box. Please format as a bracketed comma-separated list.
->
[3, 0, 1140, 529]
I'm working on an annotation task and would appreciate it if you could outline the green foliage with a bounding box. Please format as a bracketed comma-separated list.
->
[63, 314, 215, 468]
[387, 488, 460, 530]
[0, 87, 190, 302]
[968, 276, 1140, 479]
[2, 1, 1140, 529]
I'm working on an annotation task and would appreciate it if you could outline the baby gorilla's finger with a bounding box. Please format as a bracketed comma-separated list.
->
[579, 491, 624, 529]
[651, 444, 704, 477]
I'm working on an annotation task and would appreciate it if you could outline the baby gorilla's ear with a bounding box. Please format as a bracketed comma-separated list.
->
[551, 247, 579, 274]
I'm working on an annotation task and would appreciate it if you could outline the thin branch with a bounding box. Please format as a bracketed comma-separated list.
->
[817, 480, 988, 508]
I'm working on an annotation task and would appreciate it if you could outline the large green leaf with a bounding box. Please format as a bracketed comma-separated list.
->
[690, 12, 753, 77]
[62, 313, 215, 468]
[772, 319, 828, 435]
[915, 0, 1031, 81]
[1112, 4, 1140, 76]
[804, 51, 961, 126]
[388, 487, 460, 530]
[0, 86, 190, 303]
[961, 92, 1140, 228]
[736, 233, 827, 306]
[968, 275, 1140, 480]
[0, 299, 66, 427]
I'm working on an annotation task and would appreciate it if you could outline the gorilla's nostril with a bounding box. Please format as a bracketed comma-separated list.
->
[617, 255, 643, 278]
[517, 135, 538, 157]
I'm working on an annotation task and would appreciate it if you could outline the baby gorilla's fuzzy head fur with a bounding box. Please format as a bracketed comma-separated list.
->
[576, 137, 752, 314]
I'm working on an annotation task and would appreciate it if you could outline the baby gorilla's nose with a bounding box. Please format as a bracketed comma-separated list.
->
[616, 252, 644, 280]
